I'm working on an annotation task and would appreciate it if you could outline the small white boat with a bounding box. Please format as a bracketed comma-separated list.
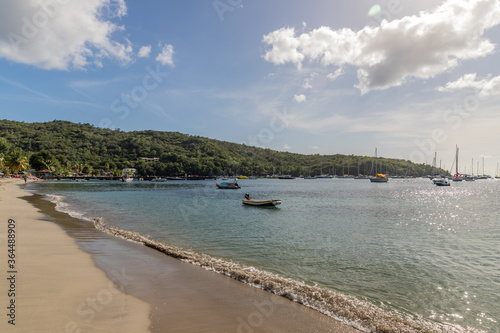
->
[242, 199, 282, 206]
[435, 178, 450, 186]
[216, 180, 240, 189]
[432, 177, 445, 184]
[242, 193, 281, 206]
[151, 177, 167, 182]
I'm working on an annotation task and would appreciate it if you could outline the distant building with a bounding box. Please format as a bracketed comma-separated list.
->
[123, 168, 137, 175]
[140, 157, 160, 161]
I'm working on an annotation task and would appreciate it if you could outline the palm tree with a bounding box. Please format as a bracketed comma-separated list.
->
[5, 149, 29, 174]
[0, 153, 5, 173]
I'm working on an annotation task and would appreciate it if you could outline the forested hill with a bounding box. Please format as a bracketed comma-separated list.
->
[0, 119, 440, 177]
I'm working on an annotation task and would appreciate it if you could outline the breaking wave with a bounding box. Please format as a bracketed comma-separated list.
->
[46, 193, 477, 333]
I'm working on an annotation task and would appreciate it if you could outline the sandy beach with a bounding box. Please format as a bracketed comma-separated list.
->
[0, 178, 360, 333]
[0, 179, 151, 333]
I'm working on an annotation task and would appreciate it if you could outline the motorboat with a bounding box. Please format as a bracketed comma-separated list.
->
[432, 177, 445, 184]
[151, 177, 167, 182]
[216, 180, 240, 189]
[435, 178, 450, 186]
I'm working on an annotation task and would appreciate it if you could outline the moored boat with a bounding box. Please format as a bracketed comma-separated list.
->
[369, 148, 388, 182]
[370, 174, 388, 183]
[434, 178, 450, 186]
[242, 199, 282, 206]
[453, 145, 463, 181]
[216, 180, 240, 189]
[150, 177, 167, 182]
[242, 193, 281, 206]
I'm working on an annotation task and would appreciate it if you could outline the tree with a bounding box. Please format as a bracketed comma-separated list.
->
[29, 150, 55, 170]
[0, 153, 5, 173]
[0, 137, 10, 154]
[5, 149, 29, 174]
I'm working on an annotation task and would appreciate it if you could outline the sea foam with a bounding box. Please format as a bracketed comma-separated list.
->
[47, 193, 481, 333]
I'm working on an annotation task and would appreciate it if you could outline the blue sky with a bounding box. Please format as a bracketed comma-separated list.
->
[1, 0, 500, 174]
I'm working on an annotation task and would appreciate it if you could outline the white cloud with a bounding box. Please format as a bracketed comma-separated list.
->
[293, 94, 306, 103]
[437, 73, 485, 91]
[262, 0, 500, 94]
[156, 43, 174, 66]
[0, 0, 133, 70]
[327, 68, 344, 81]
[138, 45, 151, 58]
[437, 73, 500, 98]
[262, 27, 305, 69]
[283, 144, 291, 150]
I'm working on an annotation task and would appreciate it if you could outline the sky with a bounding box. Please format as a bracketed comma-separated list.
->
[1, 0, 500, 175]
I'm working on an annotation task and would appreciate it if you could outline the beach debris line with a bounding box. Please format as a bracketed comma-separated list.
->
[93, 218, 448, 333]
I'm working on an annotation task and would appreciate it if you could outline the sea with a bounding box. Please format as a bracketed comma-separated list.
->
[27, 178, 499, 332]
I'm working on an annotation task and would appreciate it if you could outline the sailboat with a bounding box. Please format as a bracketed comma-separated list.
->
[464, 158, 475, 181]
[370, 148, 388, 183]
[452, 145, 463, 181]
[317, 157, 332, 178]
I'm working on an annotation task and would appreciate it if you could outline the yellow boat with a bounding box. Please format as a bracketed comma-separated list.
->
[370, 174, 388, 183]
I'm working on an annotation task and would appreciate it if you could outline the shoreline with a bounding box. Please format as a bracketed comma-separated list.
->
[0, 179, 151, 333]
[2, 178, 362, 332]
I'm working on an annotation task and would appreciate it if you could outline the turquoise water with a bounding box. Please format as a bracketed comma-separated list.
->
[29, 178, 500, 332]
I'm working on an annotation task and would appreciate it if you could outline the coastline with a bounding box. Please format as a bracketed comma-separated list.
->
[1, 178, 361, 333]
[0, 178, 151, 333]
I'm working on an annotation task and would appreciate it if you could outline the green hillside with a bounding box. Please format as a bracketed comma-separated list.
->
[0, 119, 443, 177]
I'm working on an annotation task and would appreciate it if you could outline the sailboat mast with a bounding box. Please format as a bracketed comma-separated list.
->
[455, 145, 459, 176]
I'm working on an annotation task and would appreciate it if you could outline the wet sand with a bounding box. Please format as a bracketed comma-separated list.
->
[1, 179, 360, 332]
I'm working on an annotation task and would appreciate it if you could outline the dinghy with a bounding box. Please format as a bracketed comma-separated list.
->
[242, 193, 281, 206]
[242, 199, 282, 206]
